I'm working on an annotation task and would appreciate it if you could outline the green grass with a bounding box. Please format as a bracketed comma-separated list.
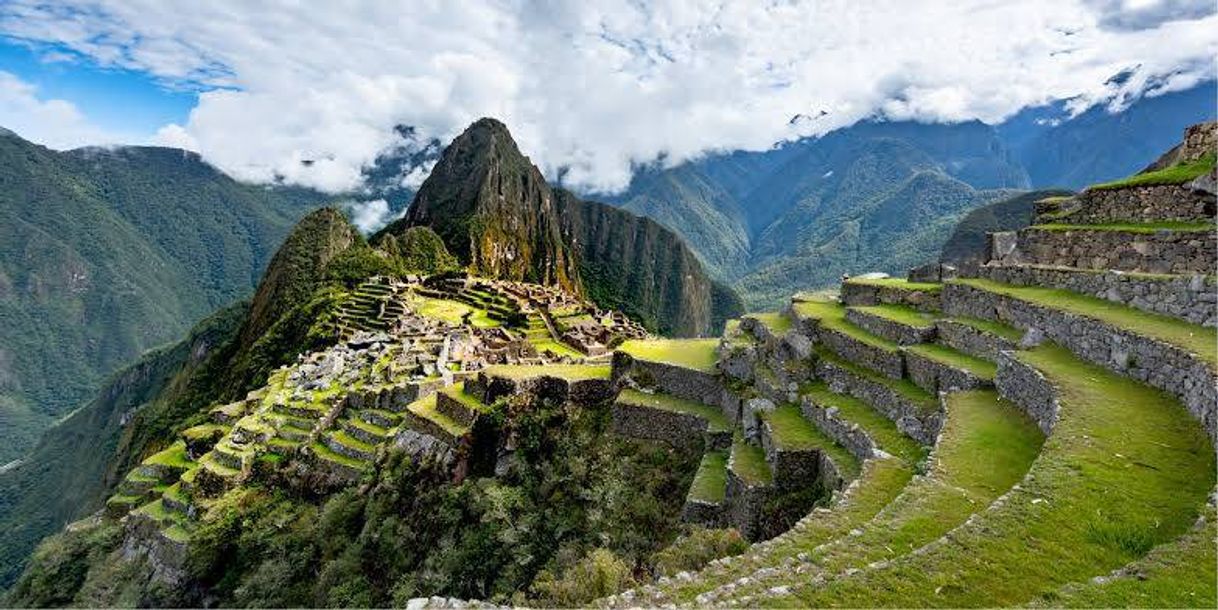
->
[813, 346, 938, 415]
[842, 278, 942, 292]
[849, 304, 937, 328]
[729, 437, 772, 486]
[617, 388, 731, 432]
[748, 312, 793, 335]
[1089, 153, 1215, 191]
[142, 441, 194, 470]
[344, 416, 389, 438]
[946, 315, 1024, 341]
[1030, 221, 1215, 233]
[482, 363, 611, 381]
[406, 394, 470, 438]
[330, 430, 375, 453]
[1027, 505, 1216, 608]
[180, 423, 229, 440]
[413, 296, 500, 328]
[779, 344, 1215, 607]
[717, 390, 1044, 605]
[952, 278, 1218, 367]
[161, 482, 189, 506]
[792, 300, 901, 352]
[309, 441, 369, 470]
[904, 343, 998, 379]
[529, 338, 585, 359]
[760, 404, 860, 478]
[619, 339, 720, 373]
[441, 383, 491, 414]
[801, 383, 925, 464]
[688, 450, 728, 503]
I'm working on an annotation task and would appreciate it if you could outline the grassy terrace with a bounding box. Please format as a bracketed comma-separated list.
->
[760, 403, 860, 478]
[747, 311, 793, 335]
[904, 343, 998, 379]
[310, 440, 369, 470]
[792, 300, 901, 352]
[813, 346, 938, 415]
[619, 339, 720, 373]
[842, 277, 942, 292]
[801, 383, 925, 464]
[442, 383, 490, 413]
[1089, 153, 1216, 190]
[143, 441, 194, 470]
[729, 436, 772, 486]
[406, 394, 469, 437]
[688, 450, 728, 503]
[849, 304, 937, 328]
[482, 363, 610, 381]
[778, 344, 1215, 607]
[952, 278, 1218, 366]
[529, 338, 584, 359]
[1028, 505, 1216, 608]
[1029, 221, 1215, 233]
[720, 390, 1044, 604]
[617, 388, 730, 432]
[330, 430, 376, 453]
[947, 315, 1024, 341]
[412, 295, 500, 328]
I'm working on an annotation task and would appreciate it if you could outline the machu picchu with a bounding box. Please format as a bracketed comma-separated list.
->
[2, 83, 1215, 610]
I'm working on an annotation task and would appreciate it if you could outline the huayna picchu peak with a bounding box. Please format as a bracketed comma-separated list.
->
[4, 118, 1214, 608]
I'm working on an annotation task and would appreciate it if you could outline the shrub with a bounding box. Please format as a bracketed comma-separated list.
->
[530, 548, 637, 607]
[648, 527, 748, 577]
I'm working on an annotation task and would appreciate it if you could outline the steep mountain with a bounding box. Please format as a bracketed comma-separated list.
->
[0, 208, 363, 589]
[999, 81, 1217, 189]
[383, 118, 742, 336]
[938, 189, 1074, 273]
[0, 131, 324, 463]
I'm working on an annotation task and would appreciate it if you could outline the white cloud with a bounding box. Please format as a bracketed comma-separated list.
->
[1, 0, 1214, 193]
[0, 70, 132, 149]
[345, 198, 401, 234]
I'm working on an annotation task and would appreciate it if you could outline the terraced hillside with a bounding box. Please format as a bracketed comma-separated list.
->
[7, 124, 1215, 608]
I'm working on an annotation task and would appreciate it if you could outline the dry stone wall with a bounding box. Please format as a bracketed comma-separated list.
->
[845, 308, 936, 345]
[1059, 184, 1215, 224]
[979, 264, 1216, 327]
[1015, 227, 1215, 275]
[813, 358, 943, 445]
[800, 397, 877, 462]
[904, 350, 990, 395]
[819, 328, 905, 380]
[935, 319, 1018, 360]
[993, 352, 1059, 435]
[840, 283, 941, 311]
[611, 401, 708, 447]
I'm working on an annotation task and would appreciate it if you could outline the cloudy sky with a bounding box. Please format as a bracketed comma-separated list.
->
[0, 0, 1214, 194]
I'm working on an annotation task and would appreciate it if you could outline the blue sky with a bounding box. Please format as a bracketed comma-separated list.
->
[0, 1, 1214, 193]
[0, 36, 193, 141]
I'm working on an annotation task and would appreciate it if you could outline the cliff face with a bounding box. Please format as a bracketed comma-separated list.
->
[386, 118, 742, 336]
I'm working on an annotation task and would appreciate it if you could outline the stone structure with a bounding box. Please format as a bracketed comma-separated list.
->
[993, 353, 1060, 435]
[1045, 184, 1216, 224]
[840, 281, 942, 311]
[845, 308, 936, 345]
[813, 358, 942, 445]
[904, 350, 991, 395]
[611, 401, 710, 448]
[1012, 227, 1214, 275]
[934, 319, 1018, 361]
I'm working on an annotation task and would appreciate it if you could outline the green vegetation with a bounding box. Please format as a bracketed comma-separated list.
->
[747, 312, 793, 335]
[947, 315, 1024, 340]
[729, 437, 772, 486]
[904, 343, 998, 379]
[617, 389, 730, 432]
[406, 394, 469, 438]
[1031, 221, 1215, 233]
[849, 304, 937, 328]
[619, 339, 720, 373]
[648, 528, 748, 578]
[309, 441, 369, 470]
[760, 404, 860, 478]
[791, 300, 901, 352]
[687, 451, 728, 503]
[952, 278, 1218, 366]
[412, 296, 500, 328]
[781, 344, 1215, 607]
[939, 190, 1073, 269]
[529, 338, 584, 359]
[1089, 153, 1216, 190]
[813, 346, 939, 415]
[801, 383, 925, 464]
[376, 226, 459, 275]
[483, 364, 611, 381]
[142, 442, 195, 471]
[842, 277, 942, 292]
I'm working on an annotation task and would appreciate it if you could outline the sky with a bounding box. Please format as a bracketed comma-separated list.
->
[0, 0, 1214, 195]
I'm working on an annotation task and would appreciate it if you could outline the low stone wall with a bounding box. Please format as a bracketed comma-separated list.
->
[814, 358, 943, 445]
[1015, 227, 1215, 275]
[121, 513, 188, 586]
[840, 282, 941, 312]
[943, 282, 1217, 441]
[845, 308, 936, 345]
[994, 352, 1059, 435]
[435, 392, 479, 427]
[718, 340, 757, 383]
[979, 264, 1216, 327]
[904, 350, 991, 395]
[1065, 183, 1215, 223]
[392, 427, 456, 468]
[611, 401, 707, 447]
[759, 422, 821, 492]
[907, 263, 959, 283]
[800, 397, 877, 462]
[323, 433, 376, 462]
[724, 469, 772, 541]
[401, 410, 462, 446]
[612, 352, 725, 407]
[681, 498, 725, 527]
[934, 319, 1017, 361]
[467, 371, 616, 407]
[818, 327, 905, 380]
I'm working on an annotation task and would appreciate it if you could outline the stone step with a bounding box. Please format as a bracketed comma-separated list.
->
[309, 440, 370, 478]
[341, 417, 389, 445]
[403, 393, 469, 445]
[811, 346, 942, 445]
[210, 443, 246, 472]
[791, 301, 905, 380]
[725, 437, 774, 541]
[160, 483, 193, 519]
[978, 263, 1215, 327]
[276, 422, 312, 443]
[844, 305, 938, 345]
[769, 343, 1214, 607]
[755, 403, 859, 492]
[799, 382, 926, 464]
[901, 343, 996, 394]
[682, 450, 728, 526]
[266, 437, 301, 456]
[117, 471, 163, 497]
[1034, 181, 1215, 225]
[934, 317, 1022, 361]
[1010, 222, 1215, 275]
[359, 408, 402, 429]
[943, 278, 1217, 441]
[272, 401, 326, 420]
[322, 430, 378, 463]
[839, 278, 942, 312]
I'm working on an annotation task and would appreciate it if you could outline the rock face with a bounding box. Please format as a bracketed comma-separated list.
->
[386, 118, 742, 336]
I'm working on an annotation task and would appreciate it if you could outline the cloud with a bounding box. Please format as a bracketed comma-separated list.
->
[0, 70, 132, 148]
[1, 0, 1215, 193]
[345, 198, 401, 234]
